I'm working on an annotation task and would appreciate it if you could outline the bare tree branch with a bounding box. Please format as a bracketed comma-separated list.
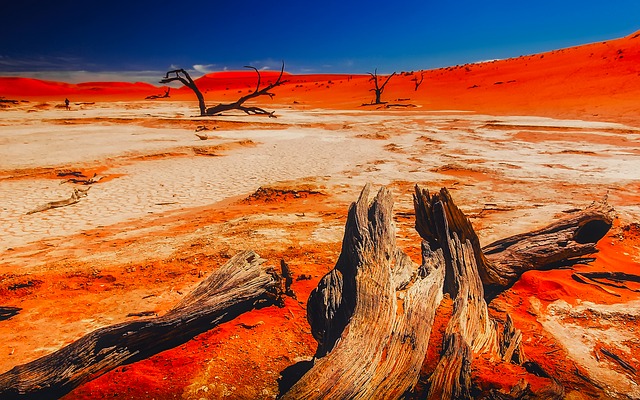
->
[367, 69, 397, 105]
[206, 62, 286, 116]
[160, 69, 206, 115]
[412, 71, 425, 91]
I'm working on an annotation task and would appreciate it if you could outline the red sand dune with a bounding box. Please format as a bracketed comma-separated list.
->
[0, 77, 158, 100]
[2, 30, 639, 124]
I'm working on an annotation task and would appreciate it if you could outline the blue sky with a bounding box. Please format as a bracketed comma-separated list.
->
[1, 0, 639, 82]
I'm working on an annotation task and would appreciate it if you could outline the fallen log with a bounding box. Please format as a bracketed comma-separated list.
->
[573, 271, 640, 293]
[0, 250, 284, 399]
[481, 198, 614, 296]
[283, 184, 445, 399]
[0, 306, 21, 321]
[416, 186, 613, 298]
[26, 188, 89, 215]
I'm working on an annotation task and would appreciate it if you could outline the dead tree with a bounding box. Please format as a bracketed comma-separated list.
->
[282, 184, 611, 399]
[0, 250, 286, 399]
[368, 68, 396, 104]
[412, 71, 425, 91]
[160, 63, 287, 117]
[415, 187, 613, 298]
[205, 63, 286, 117]
[160, 69, 207, 115]
[145, 87, 170, 100]
[480, 199, 613, 296]
[283, 184, 445, 399]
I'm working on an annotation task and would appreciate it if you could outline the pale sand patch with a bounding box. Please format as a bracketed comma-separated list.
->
[530, 297, 640, 399]
[1, 103, 639, 254]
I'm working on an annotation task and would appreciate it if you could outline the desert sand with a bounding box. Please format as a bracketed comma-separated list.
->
[1, 31, 639, 399]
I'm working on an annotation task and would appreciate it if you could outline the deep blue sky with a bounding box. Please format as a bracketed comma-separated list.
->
[1, 0, 639, 82]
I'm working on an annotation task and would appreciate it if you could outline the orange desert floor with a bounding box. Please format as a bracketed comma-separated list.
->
[1, 30, 640, 399]
[0, 98, 639, 399]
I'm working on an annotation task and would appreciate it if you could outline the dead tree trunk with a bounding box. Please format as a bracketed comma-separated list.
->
[415, 187, 613, 298]
[414, 186, 509, 399]
[481, 199, 614, 296]
[0, 250, 284, 399]
[282, 184, 445, 399]
[282, 184, 611, 399]
[368, 69, 396, 104]
[412, 71, 424, 91]
[160, 69, 206, 115]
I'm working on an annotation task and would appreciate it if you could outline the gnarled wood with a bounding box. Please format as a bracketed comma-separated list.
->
[413, 186, 498, 399]
[481, 198, 614, 296]
[160, 69, 206, 115]
[283, 184, 611, 399]
[161, 63, 286, 116]
[205, 63, 286, 116]
[283, 184, 445, 399]
[415, 186, 614, 297]
[0, 250, 284, 399]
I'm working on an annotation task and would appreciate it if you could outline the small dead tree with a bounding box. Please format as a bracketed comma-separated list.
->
[412, 71, 425, 91]
[368, 69, 396, 104]
[145, 87, 170, 100]
[160, 63, 287, 117]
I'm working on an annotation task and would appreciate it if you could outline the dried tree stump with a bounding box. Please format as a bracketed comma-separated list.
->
[284, 184, 607, 399]
[416, 186, 613, 298]
[0, 250, 284, 399]
[282, 184, 446, 399]
[414, 186, 499, 399]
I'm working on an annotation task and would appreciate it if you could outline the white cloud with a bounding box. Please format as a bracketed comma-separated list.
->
[192, 64, 217, 74]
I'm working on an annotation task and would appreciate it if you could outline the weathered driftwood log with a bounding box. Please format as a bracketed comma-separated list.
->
[481, 198, 614, 296]
[26, 188, 89, 215]
[282, 184, 446, 399]
[0, 250, 284, 399]
[416, 186, 614, 297]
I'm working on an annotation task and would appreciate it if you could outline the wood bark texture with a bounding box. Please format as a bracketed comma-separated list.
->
[0, 250, 283, 399]
[282, 184, 446, 399]
[416, 185, 614, 297]
[481, 198, 614, 296]
[413, 186, 498, 399]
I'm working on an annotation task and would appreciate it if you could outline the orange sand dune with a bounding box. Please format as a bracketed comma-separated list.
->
[403, 30, 640, 123]
[0, 77, 158, 100]
[2, 30, 639, 124]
